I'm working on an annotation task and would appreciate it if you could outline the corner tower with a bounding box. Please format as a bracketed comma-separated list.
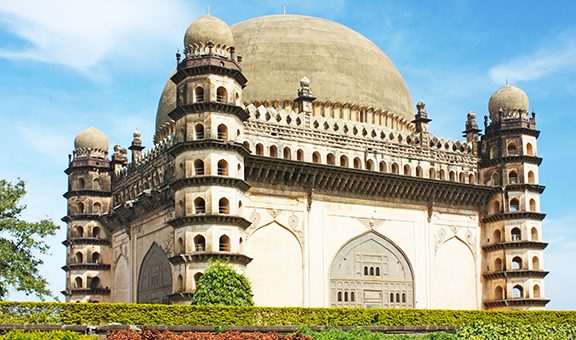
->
[63, 127, 112, 302]
[479, 85, 549, 310]
[166, 15, 252, 304]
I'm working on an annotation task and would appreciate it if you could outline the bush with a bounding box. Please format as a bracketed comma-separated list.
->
[192, 261, 254, 306]
[0, 330, 95, 340]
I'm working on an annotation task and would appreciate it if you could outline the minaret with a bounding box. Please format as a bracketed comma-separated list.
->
[166, 15, 252, 304]
[479, 85, 549, 310]
[62, 127, 112, 302]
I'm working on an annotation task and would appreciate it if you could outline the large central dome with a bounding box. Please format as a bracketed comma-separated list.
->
[231, 15, 414, 120]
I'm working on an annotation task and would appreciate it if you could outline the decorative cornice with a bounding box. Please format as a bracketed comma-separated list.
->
[483, 212, 546, 223]
[484, 124, 540, 138]
[484, 298, 549, 308]
[169, 252, 252, 266]
[168, 140, 251, 157]
[482, 241, 548, 252]
[173, 58, 247, 87]
[244, 156, 496, 209]
[62, 238, 111, 246]
[62, 214, 105, 223]
[505, 184, 545, 194]
[106, 187, 173, 232]
[62, 263, 111, 271]
[61, 288, 110, 297]
[168, 215, 252, 229]
[483, 270, 549, 280]
[65, 160, 111, 175]
[63, 190, 111, 199]
[168, 103, 249, 122]
[171, 176, 250, 192]
[480, 155, 542, 168]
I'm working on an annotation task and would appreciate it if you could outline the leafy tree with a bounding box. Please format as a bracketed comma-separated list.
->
[191, 260, 254, 306]
[0, 179, 59, 300]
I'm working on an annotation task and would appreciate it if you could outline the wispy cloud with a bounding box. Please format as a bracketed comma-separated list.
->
[489, 29, 576, 83]
[0, 0, 197, 70]
[18, 125, 70, 162]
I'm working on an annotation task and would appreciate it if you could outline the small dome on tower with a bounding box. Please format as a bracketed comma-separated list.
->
[184, 15, 233, 54]
[488, 85, 529, 120]
[74, 127, 109, 151]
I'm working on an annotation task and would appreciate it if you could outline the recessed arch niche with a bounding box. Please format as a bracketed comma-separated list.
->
[137, 242, 172, 304]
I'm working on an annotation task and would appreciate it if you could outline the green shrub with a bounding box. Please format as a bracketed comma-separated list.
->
[192, 261, 254, 306]
[0, 330, 95, 340]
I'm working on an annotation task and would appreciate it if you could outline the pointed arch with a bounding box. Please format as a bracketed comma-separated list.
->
[137, 242, 172, 304]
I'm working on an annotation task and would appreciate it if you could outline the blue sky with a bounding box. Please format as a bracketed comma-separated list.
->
[0, 0, 575, 309]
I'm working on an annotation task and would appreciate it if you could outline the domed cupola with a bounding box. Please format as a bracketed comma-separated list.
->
[184, 15, 234, 57]
[74, 127, 109, 152]
[488, 85, 529, 122]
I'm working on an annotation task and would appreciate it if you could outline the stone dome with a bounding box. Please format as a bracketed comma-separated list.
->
[488, 85, 529, 120]
[184, 15, 233, 52]
[155, 74, 176, 133]
[74, 127, 109, 151]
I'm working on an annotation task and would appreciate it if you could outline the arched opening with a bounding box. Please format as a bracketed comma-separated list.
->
[526, 143, 534, 156]
[510, 198, 520, 212]
[507, 142, 518, 156]
[490, 145, 498, 159]
[194, 197, 205, 214]
[92, 226, 101, 238]
[529, 198, 536, 212]
[296, 149, 304, 161]
[243, 141, 250, 151]
[338, 291, 342, 302]
[468, 173, 475, 184]
[177, 237, 184, 254]
[364, 266, 368, 275]
[270, 145, 278, 158]
[283, 147, 291, 160]
[379, 161, 387, 173]
[512, 285, 523, 299]
[509, 170, 518, 184]
[403, 164, 411, 176]
[459, 172, 465, 183]
[494, 229, 502, 243]
[402, 293, 406, 303]
[78, 178, 85, 189]
[217, 159, 228, 176]
[195, 123, 204, 140]
[195, 86, 204, 102]
[391, 163, 399, 174]
[491, 172, 500, 186]
[396, 293, 400, 303]
[217, 124, 228, 141]
[327, 153, 335, 165]
[90, 277, 100, 290]
[429, 168, 436, 179]
[390, 293, 394, 303]
[369, 267, 374, 276]
[216, 86, 227, 103]
[511, 227, 522, 241]
[531, 227, 538, 241]
[532, 256, 540, 270]
[91, 252, 100, 264]
[77, 202, 85, 214]
[75, 226, 84, 238]
[194, 159, 205, 175]
[93, 178, 101, 190]
[449, 171, 455, 182]
[533, 284, 541, 298]
[494, 257, 503, 271]
[177, 200, 185, 217]
[219, 234, 230, 252]
[75, 251, 83, 263]
[353, 157, 362, 169]
[256, 144, 264, 156]
[512, 256, 523, 270]
[93, 202, 101, 214]
[495, 286, 504, 300]
[351, 292, 355, 302]
[366, 159, 374, 171]
[416, 166, 423, 177]
[439, 169, 446, 180]
[137, 243, 172, 304]
[194, 235, 206, 252]
[75, 277, 83, 288]
[375, 267, 380, 276]
[218, 198, 229, 214]
[313, 152, 321, 164]
[193, 272, 203, 289]
[528, 171, 535, 184]
[177, 275, 184, 292]
[344, 291, 348, 302]
[340, 155, 349, 167]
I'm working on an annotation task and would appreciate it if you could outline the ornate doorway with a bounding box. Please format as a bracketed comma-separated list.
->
[330, 231, 414, 308]
[137, 242, 172, 304]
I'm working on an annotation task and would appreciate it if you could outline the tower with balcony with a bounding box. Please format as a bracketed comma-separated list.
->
[479, 85, 549, 309]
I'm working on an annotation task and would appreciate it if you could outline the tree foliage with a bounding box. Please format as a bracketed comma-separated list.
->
[191, 260, 254, 306]
[0, 179, 59, 300]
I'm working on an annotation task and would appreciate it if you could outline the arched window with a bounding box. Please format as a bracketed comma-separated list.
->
[490, 145, 498, 159]
[327, 153, 335, 165]
[366, 159, 374, 171]
[416, 166, 423, 177]
[391, 163, 399, 174]
[403, 164, 411, 176]
[344, 291, 348, 302]
[75, 251, 83, 263]
[449, 171, 455, 182]
[256, 144, 264, 156]
[93, 178, 101, 190]
[507, 142, 518, 156]
[297, 149, 304, 161]
[177, 237, 184, 254]
[429, 168, 436, 179]
[93, 202, 101, 214]
[494, 257, 502, 271]
[194, 159, 205, 175]
[529, 198, 536, 212]
[75, 226, 84, 238]
[218, 198, 229, 214]
[90, 277, 100, 290]
[511, 227, 522, 241]
[512, 256, 522, 270]
[313, 152, 321, 164]
[396, 293, 400, 303]
[512, 285, 523, 298]
[195, 124, 204, 140]
[91, 252, 100, 264]
[526, 143, 534, 156]
[510, 198, 520, 212]
[75, 277, 83, 288]
[390, 293, 394, 302]
[217, 159, 228, 176]
[364, 266, 368, 275]
[351, 291, 355, 302]
[402, 293, 406, 303]
[219, 235, 230, 252]
[459, 172, 465, 183]
[494, 229, 502, 243]
[379, 161, 387, 173]
[216, 86, 227, 103]
[177, 200, 185, 216]
[194, 197, 205, 214]
[92, 226, 101, 238]
[527, 171, 535, 184]
[491, 172, 500, 186]
[283, 147, 292, 160]
[243, 141, 250, 151]
[340, 155, 349, 167]
[439, 169, 446, 180]
[531, 227, 538, 241]
[508, 170, 518, 184]
[193, 272, 203, 288]
[270, 145, 278, 158]
[77, 202, 85, 214]
[369, 267, 374, 276]
[338, 291, 342, 302]
[533, 284, 541, 298]
[495, 286, 504, 300]
[375, 267, 380, 276]
[532, 256, 540, 270]
[353, 157, 362, 169]
[194, 235, 206, 252]
[195, 86, 204, 102]
[468, 173, 475, 184]
[217, 124, 228, 141]
[177, 275, 184, 292]
[78, 178, 85, 189]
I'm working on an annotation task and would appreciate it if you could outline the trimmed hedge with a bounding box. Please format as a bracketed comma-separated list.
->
[0, 302, 575, 327]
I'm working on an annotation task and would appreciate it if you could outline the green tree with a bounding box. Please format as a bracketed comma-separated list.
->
[191, 260, 254, 306]
[0, 179, 59, 300]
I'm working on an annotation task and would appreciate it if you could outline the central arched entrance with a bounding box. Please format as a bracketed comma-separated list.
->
[137, 242, 172, 304]
[330, 231, 414, 308]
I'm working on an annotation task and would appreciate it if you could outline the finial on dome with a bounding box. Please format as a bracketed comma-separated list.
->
[298, 76, 312, 97]
[183, 15, 233, 57]
[176, 49, 181, 64]
[488, 85, 529, 122]
[296, 76, 315, 113]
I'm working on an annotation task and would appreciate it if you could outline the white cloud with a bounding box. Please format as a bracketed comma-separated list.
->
[489, 29, 576, 83]
[0, 0, 197, 70]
